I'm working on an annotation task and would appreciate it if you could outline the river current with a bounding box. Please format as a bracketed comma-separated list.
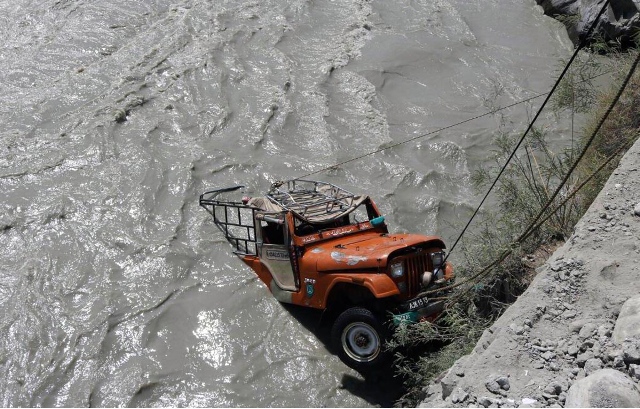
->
[0, 0, 573, 406]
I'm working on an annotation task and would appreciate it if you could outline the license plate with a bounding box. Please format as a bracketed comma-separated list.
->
[406, 295, 430, 311]
[393, 311, 418, 325]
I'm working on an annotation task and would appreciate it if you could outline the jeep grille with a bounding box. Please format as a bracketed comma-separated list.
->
[392, 250, 431, 297]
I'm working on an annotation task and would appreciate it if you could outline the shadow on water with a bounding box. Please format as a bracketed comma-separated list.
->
[281, 304, 407, 407]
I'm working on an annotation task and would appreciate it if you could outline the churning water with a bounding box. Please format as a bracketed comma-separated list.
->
[0, 0, 573, 406]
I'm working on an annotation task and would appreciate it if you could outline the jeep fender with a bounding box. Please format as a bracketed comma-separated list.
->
[323, 274, 400, 308]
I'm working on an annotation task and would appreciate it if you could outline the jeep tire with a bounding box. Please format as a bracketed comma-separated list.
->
[331, 307, 388, 371]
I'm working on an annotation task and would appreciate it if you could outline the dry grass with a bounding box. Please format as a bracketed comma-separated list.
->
[391, 50, 640, 406]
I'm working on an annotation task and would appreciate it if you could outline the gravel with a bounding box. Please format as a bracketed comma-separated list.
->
[419, 133, 640, 408]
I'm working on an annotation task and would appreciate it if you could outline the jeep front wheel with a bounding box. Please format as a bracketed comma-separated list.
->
[331, 307, 387, 370]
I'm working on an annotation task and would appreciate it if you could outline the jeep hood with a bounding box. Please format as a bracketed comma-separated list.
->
[302, 233, 444, 272]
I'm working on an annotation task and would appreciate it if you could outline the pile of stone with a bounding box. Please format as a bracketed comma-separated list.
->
[418, 133, 640, 409]
[420, 262, 640, 408]
[564, 295, 640, 407]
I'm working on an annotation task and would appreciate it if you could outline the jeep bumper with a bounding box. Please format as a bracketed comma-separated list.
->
[392, 298, 446, 325]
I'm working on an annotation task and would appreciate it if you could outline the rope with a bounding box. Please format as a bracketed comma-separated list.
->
[292, 92, 548, 181]
[442, 140, 631, 304]
[517, 49, 640, 243]
[290, 70, 610, 182]
[426, 48, 640, 298]
[444, 0, 612, 259]
[279, 1, 619, 299]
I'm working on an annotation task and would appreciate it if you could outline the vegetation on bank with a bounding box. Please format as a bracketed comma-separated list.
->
[390, 44, 640, 406]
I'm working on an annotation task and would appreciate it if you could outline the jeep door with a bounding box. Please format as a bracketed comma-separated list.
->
[257, 214, 299, 292]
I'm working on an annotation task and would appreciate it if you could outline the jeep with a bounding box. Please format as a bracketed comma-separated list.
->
[199, 179, 454, 370]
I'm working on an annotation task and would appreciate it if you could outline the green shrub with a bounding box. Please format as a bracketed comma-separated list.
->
[391, 46, 640, 406]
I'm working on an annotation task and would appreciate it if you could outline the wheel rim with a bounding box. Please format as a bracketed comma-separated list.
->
[341, 322, 380, 363]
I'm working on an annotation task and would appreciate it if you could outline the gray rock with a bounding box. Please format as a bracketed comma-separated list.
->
[613, 295, 640, 343]
[570, 319, 590, 333]
[565, 369, 640, 408]
[622, 339, 640, 364]
[496, 375, 510, 391]
[598, 325, 612, 338]
[584, 358, 603, 375]
[634, 202, 640, 217]
[558, 392, 567, 403]
[440, 374, 457, 400]
[581, 339, 595, 351]
[544, 381, 563, 396]
[630, 364, 640, 381]
[614, 355, 626, 368]
[592, 347, 603, 361]
[570, 269, 583, 278]
[567, 344, 580, 356]
[485, 380, 502, 395]
[113, 108, 127, 122]
[520, 397, 538, 408]
[576, 351, 594, 367]
[579, 323, 597, 340]
[509, 324, 525, 335]
[608, 349, 623, 361]
[542, 351, 556, 361]
[451, 388, 469, 404]
[550, 260, 565, 272]
[478, 396, 493, 408]
[425, 383, 440, 399]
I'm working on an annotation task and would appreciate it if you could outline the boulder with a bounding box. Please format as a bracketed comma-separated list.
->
[534, 0, 640, 47]
[613, 295, 640, 343]
[565, 369, 640, 407]
[622, 339, 640, 364]
[584, 358, 603, 375]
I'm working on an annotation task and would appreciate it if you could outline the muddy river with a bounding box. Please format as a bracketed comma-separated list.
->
[0, 0, 574, 406]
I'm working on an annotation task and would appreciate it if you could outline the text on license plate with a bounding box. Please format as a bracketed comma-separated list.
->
[408, 295, 429, 311]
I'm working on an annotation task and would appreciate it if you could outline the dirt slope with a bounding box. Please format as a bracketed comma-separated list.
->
[419, 136, 640, 407]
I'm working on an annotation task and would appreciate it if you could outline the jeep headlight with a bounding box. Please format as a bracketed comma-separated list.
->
[390, 262, 404, 278]
[430, 251, 445, 268]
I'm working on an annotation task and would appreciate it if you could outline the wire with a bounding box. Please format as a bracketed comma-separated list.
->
[444, 0, 612, 259]
[292, 93, 547, 181]
[292, 70, 611, 183]
[426, 48, 640, 298]
[517, 49, 640, 243]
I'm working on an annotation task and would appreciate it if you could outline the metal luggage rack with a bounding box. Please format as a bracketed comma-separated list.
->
[199, 186, 258, 256]
[267, 179, 356, 221]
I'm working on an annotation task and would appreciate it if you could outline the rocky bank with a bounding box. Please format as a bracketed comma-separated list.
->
[535, 0, 640, 46]
[419, 133, 640, 406]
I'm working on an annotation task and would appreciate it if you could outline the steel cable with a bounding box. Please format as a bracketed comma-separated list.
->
[425, 48, 640, 299]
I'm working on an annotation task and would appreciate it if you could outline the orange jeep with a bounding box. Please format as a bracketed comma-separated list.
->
[200, 179, 454, 370]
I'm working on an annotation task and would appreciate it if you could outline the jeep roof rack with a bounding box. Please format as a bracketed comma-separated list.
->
[267, 179, 366, 224]
[199, 185, 259, 256]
